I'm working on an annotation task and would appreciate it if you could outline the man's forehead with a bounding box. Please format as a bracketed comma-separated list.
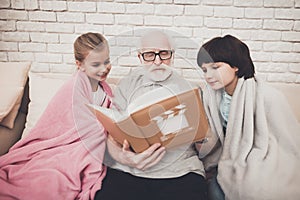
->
[140, 41, 171, 50]
[140, 32, 172, 50]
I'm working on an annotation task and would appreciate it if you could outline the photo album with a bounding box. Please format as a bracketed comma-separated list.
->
[87, 86, 210, 153]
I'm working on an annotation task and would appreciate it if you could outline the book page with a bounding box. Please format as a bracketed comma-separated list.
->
[127, 84, 193, 114]
[86, 104, 128, 122]
[151, 104, 189, 137]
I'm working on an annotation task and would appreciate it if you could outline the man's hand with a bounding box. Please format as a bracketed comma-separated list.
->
[107, 136, 166, 171]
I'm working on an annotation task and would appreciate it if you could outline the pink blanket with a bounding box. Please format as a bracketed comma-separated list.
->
[0, 70, 112, 200]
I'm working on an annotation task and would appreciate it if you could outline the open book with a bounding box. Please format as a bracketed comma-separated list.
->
[87, 86, 209, 153]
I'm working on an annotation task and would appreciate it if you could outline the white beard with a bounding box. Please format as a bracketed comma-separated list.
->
[144, 63, 173, 82]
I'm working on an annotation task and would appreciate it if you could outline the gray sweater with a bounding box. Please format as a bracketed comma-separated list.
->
[109, 67, 205, 178]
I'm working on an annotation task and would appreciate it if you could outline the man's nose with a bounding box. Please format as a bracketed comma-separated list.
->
[153, 54, 162, 65]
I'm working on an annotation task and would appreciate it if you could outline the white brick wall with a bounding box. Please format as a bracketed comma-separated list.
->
[0, 0, 299, 84]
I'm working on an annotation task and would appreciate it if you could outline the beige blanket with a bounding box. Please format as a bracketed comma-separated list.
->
[201, 77, 300, 200]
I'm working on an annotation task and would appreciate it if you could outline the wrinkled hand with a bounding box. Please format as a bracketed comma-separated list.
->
[107, 136, 166, 171]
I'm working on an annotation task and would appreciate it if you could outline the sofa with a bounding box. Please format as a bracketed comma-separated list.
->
[1, 62, 300, 156]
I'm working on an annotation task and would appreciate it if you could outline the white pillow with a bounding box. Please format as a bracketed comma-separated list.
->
[0, 87, 23, 119]
[0, 62, 31, 129]
[22, 72, 72, 138]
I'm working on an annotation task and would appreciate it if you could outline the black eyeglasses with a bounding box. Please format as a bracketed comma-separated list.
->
[141, 50, 173, 62]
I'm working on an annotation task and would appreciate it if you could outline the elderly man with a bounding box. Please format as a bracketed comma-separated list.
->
[95, 30, 208, 200]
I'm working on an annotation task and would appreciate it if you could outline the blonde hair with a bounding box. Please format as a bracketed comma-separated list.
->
[74, 32, 108, 62]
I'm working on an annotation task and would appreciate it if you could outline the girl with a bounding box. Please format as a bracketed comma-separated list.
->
[197, 35, 300, 200]
[0, 32, 112, 199]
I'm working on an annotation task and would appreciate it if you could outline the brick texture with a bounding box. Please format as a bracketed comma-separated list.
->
[0, 0, 299, 84]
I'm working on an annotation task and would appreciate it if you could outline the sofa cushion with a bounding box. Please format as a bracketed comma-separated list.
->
[0, 62, 31, 129]
[22, 72, 72, 138]
[22, 72, 120, 139]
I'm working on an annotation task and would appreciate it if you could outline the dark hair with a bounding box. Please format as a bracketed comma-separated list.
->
[74, 32, 108, 62]
[197, 35, 255, 79]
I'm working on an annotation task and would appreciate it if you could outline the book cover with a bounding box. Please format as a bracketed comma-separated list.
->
[87, 87, 209, 153]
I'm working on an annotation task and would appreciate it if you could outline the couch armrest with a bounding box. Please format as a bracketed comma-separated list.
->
[0, 112, 27, 156]
[0, 80, 29, 156]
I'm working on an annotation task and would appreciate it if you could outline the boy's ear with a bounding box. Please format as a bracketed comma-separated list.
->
[233, 66, 239, 75]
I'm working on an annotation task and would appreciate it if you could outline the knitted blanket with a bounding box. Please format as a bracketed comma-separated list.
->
[202, 77, 300, 200]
